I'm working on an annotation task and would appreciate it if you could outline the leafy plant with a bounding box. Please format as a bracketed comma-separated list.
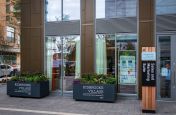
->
[10, 73, 48, 83]
[78, 74, 116, 84]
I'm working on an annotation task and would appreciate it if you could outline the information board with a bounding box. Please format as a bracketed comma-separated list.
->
[142, 47, 156, 86]
[142, 61, 156, 86]
[119, 56, 136, 84]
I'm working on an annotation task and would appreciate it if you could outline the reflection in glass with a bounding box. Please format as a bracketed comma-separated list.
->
[96, 0, 105, 19]
[97, 0, 137, 19]
[46, 0, 80, 21]
[96, 0, 176, 19]
[46, 0, 61, 21]
[63, 0, 80, 20]
[156, 0, 176, 15]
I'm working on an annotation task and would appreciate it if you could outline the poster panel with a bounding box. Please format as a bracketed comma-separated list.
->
[119, 55, 136, 84]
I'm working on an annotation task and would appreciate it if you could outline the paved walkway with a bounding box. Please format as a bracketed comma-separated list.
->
[0, 84, 176, 115]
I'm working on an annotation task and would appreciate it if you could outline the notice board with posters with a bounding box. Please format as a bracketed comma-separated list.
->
[119, 50, 136, 84]
[119, 55, 136, 84]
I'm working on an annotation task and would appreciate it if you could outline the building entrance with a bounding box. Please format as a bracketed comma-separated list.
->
[46, 36, 80, 95]
[157, 34, 176, 101]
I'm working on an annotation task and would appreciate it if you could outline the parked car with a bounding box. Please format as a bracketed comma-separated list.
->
[0, 64, 18, 78]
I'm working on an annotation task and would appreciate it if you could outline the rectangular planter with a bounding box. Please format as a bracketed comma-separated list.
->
[7, 81, 49, 98]
[73, 84, 117, 102]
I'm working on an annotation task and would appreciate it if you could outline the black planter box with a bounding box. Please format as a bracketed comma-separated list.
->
[7, 81, 49, 98]
[73, 84, 117, 102]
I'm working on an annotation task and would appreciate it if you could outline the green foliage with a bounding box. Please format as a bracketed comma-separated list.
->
[14, 0, 21, 12]
[79, 74, 116, 84]
[13, 0, 21, 21]
[10, 73, 48, 83]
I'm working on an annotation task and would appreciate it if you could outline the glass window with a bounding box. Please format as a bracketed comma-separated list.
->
[158, 36, 171, 98]
[1, 65, 5, 69]
[156, 0, 176, 15]
[96, 34, 115, 75]
[96, 33, 137, 94]
[96, 0, 137, 19]
[96, 0, 106, 19]
[6, 26, 15, 42]
[46, 0, 80, 21]
[46, 0, 61, 21]
[63, 0, 80, 20]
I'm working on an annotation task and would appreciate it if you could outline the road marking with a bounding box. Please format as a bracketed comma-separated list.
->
[0, 107, 87, 115]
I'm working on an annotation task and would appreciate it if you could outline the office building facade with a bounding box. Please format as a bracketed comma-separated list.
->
[21, 0, 176, 100]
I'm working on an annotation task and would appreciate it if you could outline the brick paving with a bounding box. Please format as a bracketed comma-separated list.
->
[0, 84, 176, 115]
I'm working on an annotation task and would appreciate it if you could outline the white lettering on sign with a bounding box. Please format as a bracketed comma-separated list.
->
[15, 83, 31, 87]
[83, 86, 104, 98]
[14, 83, 31, 95]
[151, 63, 155, 81]
[83, 86, 104, 90]
[143, 62, 146, 72]
[146, 63, 150, 81]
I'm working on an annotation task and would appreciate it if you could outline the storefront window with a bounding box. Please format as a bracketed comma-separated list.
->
[96, 34, 137, 94]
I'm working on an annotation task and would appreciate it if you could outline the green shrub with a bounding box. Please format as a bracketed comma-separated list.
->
[10, 73, 48, 83]
[78, 74, 116, 84]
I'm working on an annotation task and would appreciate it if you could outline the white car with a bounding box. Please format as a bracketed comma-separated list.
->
[0, 64, 14, 78]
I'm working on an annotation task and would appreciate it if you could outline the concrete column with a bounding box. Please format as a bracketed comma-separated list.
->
[80, 0, 96, 74]
[138, 0, 155, 99]
[21, 0, 44, 73]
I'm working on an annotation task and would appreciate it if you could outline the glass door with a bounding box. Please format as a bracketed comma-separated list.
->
[46, 36, 80, 95]
[62, 36, 80, 94]
[157, 35, 176, 100]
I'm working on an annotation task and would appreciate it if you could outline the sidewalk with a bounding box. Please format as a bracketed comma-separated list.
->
[0, 84, 176, 115]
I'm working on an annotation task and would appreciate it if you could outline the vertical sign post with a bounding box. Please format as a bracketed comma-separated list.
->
[141, 47, 156, 113]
